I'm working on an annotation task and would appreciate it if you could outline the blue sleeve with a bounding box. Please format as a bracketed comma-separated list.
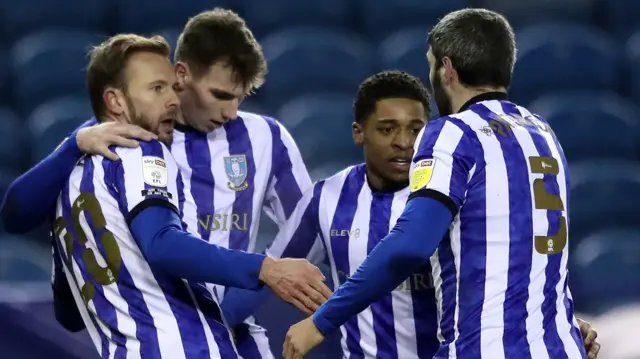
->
[0, 119, 96, 233]
[130, 205, 267, 289]
[312, 196, 454, 335]
[221, 182, 326, 326]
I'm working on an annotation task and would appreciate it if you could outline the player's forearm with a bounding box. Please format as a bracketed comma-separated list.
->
[312, 196, 453, 335]
[1, 134, 83, 233]
[130, 206, 266, 290]
[221, 286, 273, 327]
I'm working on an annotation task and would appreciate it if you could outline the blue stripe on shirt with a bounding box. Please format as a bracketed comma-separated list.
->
[329, 166, 366, 359]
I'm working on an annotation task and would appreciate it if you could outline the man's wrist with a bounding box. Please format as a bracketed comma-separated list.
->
[258, 256, 276, 284]
[312, 309, 336, 336]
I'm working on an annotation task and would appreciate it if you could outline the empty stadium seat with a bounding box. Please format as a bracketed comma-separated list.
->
[624, 31, 640, 102]
[0, 108, 25, 169]
[240, 0, 351, 37]
[482, 0, 597, 29]
[114, 0, 229, 34]
[0, 0, 108, 40]
[529, 92, 640, 161]
[568, 160, 640, 239]
[602, 0, 640, 39]
[260, 28, 374, 106]
[28, 96, 92, 162]
[12, 30, 104, 114]
[378, 27, 431, 82]
[511, 24, 618, 104]
[570, 228, 640, 313]
[277, 93, 360, 164]
[0, 46, 10, 104]
[360, 0, 468, 40]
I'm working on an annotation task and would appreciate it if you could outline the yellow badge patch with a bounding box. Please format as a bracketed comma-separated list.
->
[410, 159, 435, 192]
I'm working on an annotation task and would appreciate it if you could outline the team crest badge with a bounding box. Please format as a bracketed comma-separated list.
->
[224, 155, 249, 191]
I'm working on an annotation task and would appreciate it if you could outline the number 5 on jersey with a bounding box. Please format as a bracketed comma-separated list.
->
[529, 156, 567, 255]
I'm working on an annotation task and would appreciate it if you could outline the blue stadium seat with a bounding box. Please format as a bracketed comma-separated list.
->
[529, 92, 640, 162]
[378, 27, 431, 82]
[240, 0, 351, 37]
[0, 169, 19, 210]
[511, 24, 618, 104]
[0, 108, 26, 169]
[114, 0, 229, 34]
[361, 0, 468, 40]
[625, 31, 640, 102]
[0, 46, 10, 104]
[602, 0, 640, 39]
[0, 0, 108, 40]
[569, 160, 640, 239]
[260, 28, 374, 106]
[12, 30, 104, 114]
[277, 93, 360, 164]
[481, 0, 597, 29]
[28, 96, 92, 162]
[154, 28, 181, 54]
[570, 228, 640, 313]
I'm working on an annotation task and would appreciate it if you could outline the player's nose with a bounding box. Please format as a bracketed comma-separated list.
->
[393, 130, 413, 150]
[222, 99, 239, 121]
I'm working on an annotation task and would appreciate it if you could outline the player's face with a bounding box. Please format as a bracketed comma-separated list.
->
[354, 98, 426, 188]
[122, 52, 180, 146]
[176, 61, 247, 133]
[428, 48, 453, 117]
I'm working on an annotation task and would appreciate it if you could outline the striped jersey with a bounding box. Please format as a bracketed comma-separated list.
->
[267, 164, 439, 359]
[53, 140, 239, 359]
[408, 93, 586, 359]
[170, 111, 311, 356]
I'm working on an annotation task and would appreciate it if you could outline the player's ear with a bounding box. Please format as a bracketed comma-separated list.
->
[175, 62, 189, 87]
[352, 122, 364, 147]
[103, 87, 126, 116]
[441, 56, 455, 85]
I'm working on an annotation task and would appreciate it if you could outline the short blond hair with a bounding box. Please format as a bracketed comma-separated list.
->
[87, 34, 171, 120]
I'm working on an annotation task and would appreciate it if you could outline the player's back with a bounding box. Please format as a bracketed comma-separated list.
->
[415, 96, 586, 359]
[53, 139, 238, 359]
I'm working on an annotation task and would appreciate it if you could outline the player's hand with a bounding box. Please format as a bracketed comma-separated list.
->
[577, 318, 600, 358]
[283, 316, 325, 359]
[259, 257, 332, 315]
[76, 122, 157, 161]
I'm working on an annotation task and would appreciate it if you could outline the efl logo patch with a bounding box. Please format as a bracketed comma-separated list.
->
[410, 159, 435, 192]
[142, 156, 168, 187]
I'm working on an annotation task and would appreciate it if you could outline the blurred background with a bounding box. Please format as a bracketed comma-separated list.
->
[0, 0, 639, 358]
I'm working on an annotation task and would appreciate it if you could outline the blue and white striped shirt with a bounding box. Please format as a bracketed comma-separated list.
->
[267, 164, 439, 358]
[409, 96, 586, 359]
[55, 140, 239, 359]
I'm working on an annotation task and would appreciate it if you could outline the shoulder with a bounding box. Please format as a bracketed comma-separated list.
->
[316, 164, 364, 195]
[112, 139, 172, 162]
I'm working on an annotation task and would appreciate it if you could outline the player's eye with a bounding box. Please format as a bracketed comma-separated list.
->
[378, 127, 393, 134]
[153, 85, 163, 93]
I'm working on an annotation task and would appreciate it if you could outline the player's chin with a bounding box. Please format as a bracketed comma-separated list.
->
[159, 133, 173, 146]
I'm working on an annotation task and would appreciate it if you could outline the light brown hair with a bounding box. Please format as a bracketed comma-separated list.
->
[87, 34, 171, 120]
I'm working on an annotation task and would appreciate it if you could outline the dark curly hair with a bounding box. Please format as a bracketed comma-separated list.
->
[354, 70, 431, 124]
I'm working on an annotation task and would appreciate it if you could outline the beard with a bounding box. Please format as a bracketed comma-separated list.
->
[431, 71, 453, 117]
[125, 95, 174, 146]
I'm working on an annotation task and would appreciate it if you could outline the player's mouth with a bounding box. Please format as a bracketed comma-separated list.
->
[160, 118, 175, 130]
[389, 156, 411, 171]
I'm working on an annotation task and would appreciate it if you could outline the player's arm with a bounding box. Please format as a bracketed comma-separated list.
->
[0, 119, 155, 233]
[222, 182, 329, 325]
[116, 142, 330, 306]
[310, 118, 476, 336]
[263, 120, 313, 227]
[51, 236, 85, 332]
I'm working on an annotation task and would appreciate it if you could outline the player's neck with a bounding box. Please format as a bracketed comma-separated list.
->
[365, 166, 408, 194]
[451, 86, 507, 114]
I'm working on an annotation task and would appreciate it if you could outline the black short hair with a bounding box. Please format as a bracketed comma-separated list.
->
[175, 8, 267, 91]
[428, 8, 516, 89]
[354, 70, 431, 124]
